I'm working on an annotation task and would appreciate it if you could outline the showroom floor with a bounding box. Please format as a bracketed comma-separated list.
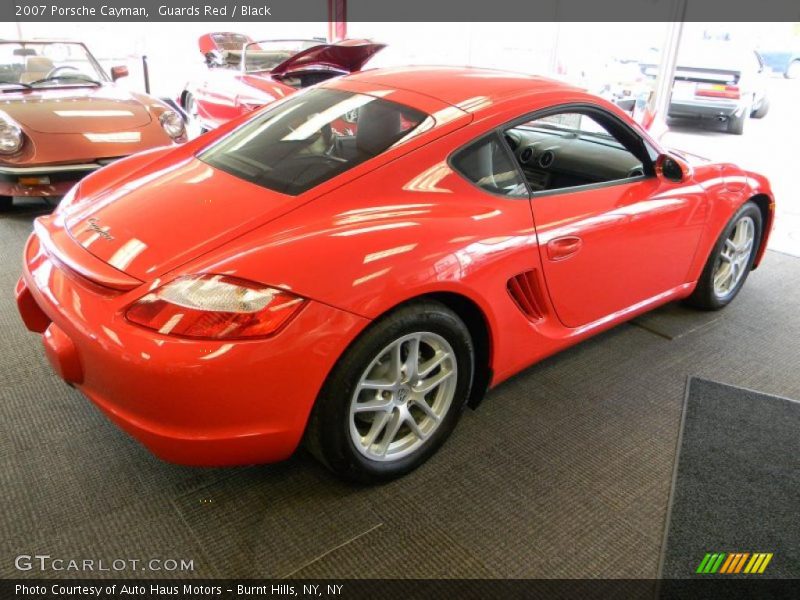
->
[2, 200, 799, 579]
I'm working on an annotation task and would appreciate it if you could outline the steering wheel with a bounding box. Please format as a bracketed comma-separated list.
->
[45, 65, 80, 79]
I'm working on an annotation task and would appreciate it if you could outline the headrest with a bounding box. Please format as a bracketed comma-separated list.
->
[25, 56, 54, 72]
[356, 101, 402, 156]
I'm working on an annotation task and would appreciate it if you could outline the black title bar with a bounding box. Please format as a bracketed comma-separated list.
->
[2, 0, 800, 22]
[3, 579, 800, 600]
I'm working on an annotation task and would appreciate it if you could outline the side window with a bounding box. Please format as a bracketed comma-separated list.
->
[451, 134, 528, 197]
[505, 111, 647, 193]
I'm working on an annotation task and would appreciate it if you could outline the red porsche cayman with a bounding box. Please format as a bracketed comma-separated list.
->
[17, 67, 774, 482]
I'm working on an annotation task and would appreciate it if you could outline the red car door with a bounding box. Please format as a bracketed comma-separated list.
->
[509, 107, 709, 329]
[532, 178, 708, 328]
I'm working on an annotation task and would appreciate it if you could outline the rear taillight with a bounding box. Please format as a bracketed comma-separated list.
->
[125, 274, 305, 339]
[695, 84, 740, 100]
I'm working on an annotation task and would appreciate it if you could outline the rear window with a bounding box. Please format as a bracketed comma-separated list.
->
[199, 88, 428, 196]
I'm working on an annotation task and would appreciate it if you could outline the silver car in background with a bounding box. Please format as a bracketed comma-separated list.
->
[642, 41, 770, 135]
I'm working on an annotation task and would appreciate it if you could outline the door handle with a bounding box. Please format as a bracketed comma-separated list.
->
[546, 236, 583, 261]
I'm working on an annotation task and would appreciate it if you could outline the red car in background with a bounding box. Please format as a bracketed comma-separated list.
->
[179, 32, 384, 131]
[18, 67, 774, 482]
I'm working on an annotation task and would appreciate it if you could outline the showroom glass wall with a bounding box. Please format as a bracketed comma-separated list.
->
[0, 20, 792, 103]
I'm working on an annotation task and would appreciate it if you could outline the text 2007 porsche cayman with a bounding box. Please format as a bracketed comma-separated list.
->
[17, 67, 774, 482]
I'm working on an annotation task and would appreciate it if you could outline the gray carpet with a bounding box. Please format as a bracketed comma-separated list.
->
[660, 378, 800, 579]
[2, 205, 799, 579]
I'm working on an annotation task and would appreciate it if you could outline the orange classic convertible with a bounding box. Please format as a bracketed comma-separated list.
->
[17, 67, 774, 482]
[0, 40, 186, 209]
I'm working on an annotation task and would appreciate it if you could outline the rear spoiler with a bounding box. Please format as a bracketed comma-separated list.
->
[270, 39, 386, 75]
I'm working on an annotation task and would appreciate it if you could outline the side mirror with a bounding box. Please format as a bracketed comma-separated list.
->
[656, 153, 692, 183]
[110, 65, 129, 81]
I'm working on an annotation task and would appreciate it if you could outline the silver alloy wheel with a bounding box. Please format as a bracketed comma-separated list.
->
[349, 332, 457, 462]
[713, 215, 755, 298]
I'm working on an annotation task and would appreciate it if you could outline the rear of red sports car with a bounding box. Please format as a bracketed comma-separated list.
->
[16, 68, 775, 482]
[15, 81, 455, 468]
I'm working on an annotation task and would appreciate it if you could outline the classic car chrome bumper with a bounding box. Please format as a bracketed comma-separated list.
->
[0, 159, 117, 176]
[0, 159, 121, 197]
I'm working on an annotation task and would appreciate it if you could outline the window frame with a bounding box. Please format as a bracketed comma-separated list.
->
[447, 130, 532, 200]
[451, 102, 659, 200]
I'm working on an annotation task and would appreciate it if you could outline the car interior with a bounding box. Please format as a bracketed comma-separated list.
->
[0, 46, 99, 86]
[501, 110, 655, 193]
[201, 89, 427, 195]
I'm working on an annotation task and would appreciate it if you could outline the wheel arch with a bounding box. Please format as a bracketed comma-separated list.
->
[322, 290, 495, 412]
[747, 193, 773, 268]
[302, 289, 496, 463]
[422, 291, 493, 409]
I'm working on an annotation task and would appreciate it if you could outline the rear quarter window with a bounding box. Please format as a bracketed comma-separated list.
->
[199, 88, 428, 196]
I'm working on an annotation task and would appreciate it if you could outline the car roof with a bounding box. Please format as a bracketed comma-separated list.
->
[342, 66, 582, 108]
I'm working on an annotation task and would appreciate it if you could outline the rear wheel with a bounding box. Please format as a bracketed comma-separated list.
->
[305, 300, 474, 483]
[686, 201, 762, 310]
[0, 196, 12, 211]
[727, 112, 746, 135]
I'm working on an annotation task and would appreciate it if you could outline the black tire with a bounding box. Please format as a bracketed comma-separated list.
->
[305, 300, 474, 483]
[685, 201, 762, 310]
[0, 196, 12, 211]
[726, 112, 746, 135]
[750, 96, 769, 119]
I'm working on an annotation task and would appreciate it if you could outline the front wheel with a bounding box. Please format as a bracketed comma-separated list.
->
[305, 300, 474, 483]
[686, 201, 762, 310]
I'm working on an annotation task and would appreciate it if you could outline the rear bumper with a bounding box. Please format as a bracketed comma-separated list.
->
[17, 229, 369, 466]
[668, 99, 745, 120]
[0, 160, 117, 197]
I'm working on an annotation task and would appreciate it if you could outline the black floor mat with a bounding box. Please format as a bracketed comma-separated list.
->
[660, 378, 800, 579]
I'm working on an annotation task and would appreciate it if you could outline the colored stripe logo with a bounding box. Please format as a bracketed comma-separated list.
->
[696, 552, 773, 574]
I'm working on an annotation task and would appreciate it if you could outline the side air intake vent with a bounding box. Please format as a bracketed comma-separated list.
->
[507, 270, 546, 322]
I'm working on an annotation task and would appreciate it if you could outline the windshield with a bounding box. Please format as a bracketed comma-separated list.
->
[0, 42, 106, 88]
[199, 88, 429, 196]
[242, 40, 322, 73]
